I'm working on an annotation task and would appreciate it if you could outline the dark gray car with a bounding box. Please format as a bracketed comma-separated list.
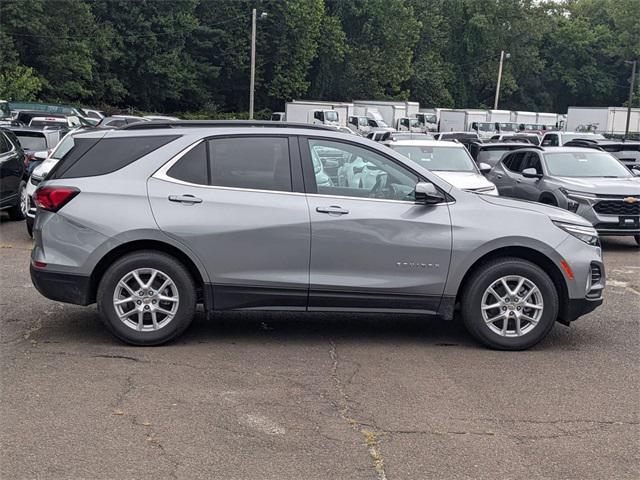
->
[30, 122, 604, 350]
[487, 146, 640, 245]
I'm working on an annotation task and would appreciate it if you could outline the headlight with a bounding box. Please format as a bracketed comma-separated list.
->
[553, 221, 599, 246]
[559, 188, 598, 203]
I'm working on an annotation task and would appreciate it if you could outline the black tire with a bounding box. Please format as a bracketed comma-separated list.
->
[7, 180, 27, 221]
[26, 216, 34, 237]
[97, 251, 196, 346]
[461, 257, 559, 350]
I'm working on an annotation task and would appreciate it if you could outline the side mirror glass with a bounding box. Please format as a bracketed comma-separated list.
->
[415, 182, 445, 204]
[522, 168, 541, 179]
[34, 150, 48, 161]
[478, 162, 492, 174]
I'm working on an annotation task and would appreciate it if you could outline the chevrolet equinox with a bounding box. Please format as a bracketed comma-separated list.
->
[30, 121, 605, 350]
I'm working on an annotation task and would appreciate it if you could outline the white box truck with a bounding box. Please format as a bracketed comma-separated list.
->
[439, 109, 490, 136]
[353, 100, 419, 131]
[284, 100, 354, 126]
[511, 111, 538, 129]
[536, 112, 560, 129]
[566, 107, 640, 135]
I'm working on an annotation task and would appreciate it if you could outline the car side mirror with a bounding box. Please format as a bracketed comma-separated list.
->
[478, 162, 492, 174]
[522, 168, 542, 179]
[34, 151, 48, 161]
[415, 182, 445, 204]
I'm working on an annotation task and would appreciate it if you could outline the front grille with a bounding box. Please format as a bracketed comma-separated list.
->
[593, 200, 640, 215]
[30, 176, 42, 187]
[586, 264, 604, 300]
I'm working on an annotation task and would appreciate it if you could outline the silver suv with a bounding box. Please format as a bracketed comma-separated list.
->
[30, 121, 605, 350]
[487, 146, 640, 246]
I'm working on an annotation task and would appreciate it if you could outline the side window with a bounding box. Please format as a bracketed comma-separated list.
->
[313, 111, 323, 122]
[166, 142, 208, 185]
[541, 134, 557, 147]
[0, 133, 10, 154]
[522, 152, 543, 174]
[208, 137, 291, 192]
[368, 119, 377, 127]
[307, 139, 419, 201]
[504, 152, 526, 172]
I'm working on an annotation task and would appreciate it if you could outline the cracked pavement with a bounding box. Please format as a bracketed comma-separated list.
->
[1, 217, 639, 479]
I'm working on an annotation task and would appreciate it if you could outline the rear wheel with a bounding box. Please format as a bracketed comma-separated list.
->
[461, 258, 558, 350]
[97, 251, 196, 345]
[7, 181, 27, 221]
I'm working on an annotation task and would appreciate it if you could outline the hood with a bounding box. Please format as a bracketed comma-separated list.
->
[554, 176, 640, 195]
[479, 194, 592, 226]
[434, 171, 496, 191]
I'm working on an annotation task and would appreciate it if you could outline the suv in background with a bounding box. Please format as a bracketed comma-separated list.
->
[0, 128, 26, 220]
[562, 138, 640, 172]
[540, 131, 605, 147]
[468, 142, 537, 167]
[8, 126, 66, 176]
[96, 115, 149, 128]
[487, 147, 640, 245]
[30, 121, 604, 350]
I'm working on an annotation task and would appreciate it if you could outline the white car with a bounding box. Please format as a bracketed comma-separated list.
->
[385, 140, 499, 195]
[24, 130, 79, 236]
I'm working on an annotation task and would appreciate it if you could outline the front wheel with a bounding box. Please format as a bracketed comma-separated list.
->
[461, 258, 559, 350]
[97, 251, 196, 345]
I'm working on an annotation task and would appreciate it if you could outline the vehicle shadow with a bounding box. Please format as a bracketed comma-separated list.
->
[600, 236, 639, 251]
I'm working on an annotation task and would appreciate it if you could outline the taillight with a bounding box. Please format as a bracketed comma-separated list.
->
[24, 153, 35, 167]
[34, 186, 80, 212]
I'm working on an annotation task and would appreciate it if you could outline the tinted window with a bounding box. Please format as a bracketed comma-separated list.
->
[541, 134, 558, 147]
[208, 137, 291, 192]
[308, 139, 419, 201]
[51, 135, 179, 179]
[0, 133, 10, 153]
[521, 152, 543, 174]
[544, 152, 631, 178]
[504, 152, 526, 172]
[105, 119, 126, 127]
[166, 142, 208, 185]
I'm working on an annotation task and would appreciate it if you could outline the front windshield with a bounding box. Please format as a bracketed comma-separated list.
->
[391, 145, 477, 172]
[476, 122, 494, 132]
[358, 117, 368, 126]
[0, 102, 10, 119]
[499, 123, 517, 132]
[425, 114, 437, 123]
[376, 120, 389, 127]
[563, 133, 606, 142]
[325, 111, 338, 122]
[545, 152, 631, 178]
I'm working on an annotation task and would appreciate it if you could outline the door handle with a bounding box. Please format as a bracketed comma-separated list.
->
[316, 205, 349, 215]
[496, 174, 503, 179]
[168, 194, 202, 204]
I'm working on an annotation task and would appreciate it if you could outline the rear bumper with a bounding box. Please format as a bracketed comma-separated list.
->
[30, 265, 92, 306]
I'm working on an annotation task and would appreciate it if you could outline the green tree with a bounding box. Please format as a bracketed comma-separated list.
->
[0, 65, 42, 100]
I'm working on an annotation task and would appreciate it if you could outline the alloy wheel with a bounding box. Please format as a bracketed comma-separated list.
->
[481, 275, 544, 337]
[112, 268, 179, 332]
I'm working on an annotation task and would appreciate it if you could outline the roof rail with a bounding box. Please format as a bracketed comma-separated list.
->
[119, 120, 337, 131]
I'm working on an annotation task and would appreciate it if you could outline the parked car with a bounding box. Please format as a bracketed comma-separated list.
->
[486, 146, 640, 245]
[366, 131, 390, 142]
[80, 108, 106, 121]
[540, 131, 605, 147]
[24, 129, 82, 236]
[489, 133, 541, 146]
[468, 142, 538, 167]
[0, 127, 26, 220]
[434, 131, 479, 141]
[562, 138, 640, 171]
[29, 114, 81, 129]
[8, 126, 65, 176]
[30, 121, 604, 349]
[381, 132, 435, 142]
[9, 101, 96, 125]
[384, 139, 498, 195]
[96, 115, 149, 128]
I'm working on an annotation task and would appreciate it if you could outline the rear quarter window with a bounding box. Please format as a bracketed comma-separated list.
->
[49, 135, 180, 179]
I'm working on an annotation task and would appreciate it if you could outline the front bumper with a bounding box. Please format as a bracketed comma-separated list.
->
[558, 297, 603, 325]
[571, 201, 639, 237]
[30, 264, 93, 306]
[25, 175, 42, 219]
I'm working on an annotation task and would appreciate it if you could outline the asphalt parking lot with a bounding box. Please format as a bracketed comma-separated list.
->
[1, 216, 638, 480]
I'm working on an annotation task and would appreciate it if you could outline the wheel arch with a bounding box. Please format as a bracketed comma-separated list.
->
[453, 246, 569, 323]
[538, 192, 559, 205]
[88, 239, 208, 306]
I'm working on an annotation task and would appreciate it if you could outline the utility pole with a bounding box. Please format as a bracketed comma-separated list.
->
[625, 60, 637, 140]
[494, 51, 510, 110]
[249, 8, 257, 120]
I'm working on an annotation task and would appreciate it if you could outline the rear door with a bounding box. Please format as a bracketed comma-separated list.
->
[300, 136, 451, 314]
[148, 135, 311, 310]
[494, 151, 526, 197]
[0, 132, 21, 205]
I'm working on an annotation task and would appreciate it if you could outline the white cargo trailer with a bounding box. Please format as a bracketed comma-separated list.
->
[566, 107, 640, 135]
[536, 112, 560, 128]
[284, 100, 354, 126]
[510, 111, 538, 125]
[487, 110, 512, 123]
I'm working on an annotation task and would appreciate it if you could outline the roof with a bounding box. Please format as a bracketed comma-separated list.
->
[385, 139, 461, 147]
[477, 142, 541, 149]
[119, 120, 336, 131]
[7, 126, 61, 134]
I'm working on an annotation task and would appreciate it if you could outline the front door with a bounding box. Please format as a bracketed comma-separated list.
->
[513, 152, 544, 201]
[148, 135, 310, 310]
[301, 137, 452, 314]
